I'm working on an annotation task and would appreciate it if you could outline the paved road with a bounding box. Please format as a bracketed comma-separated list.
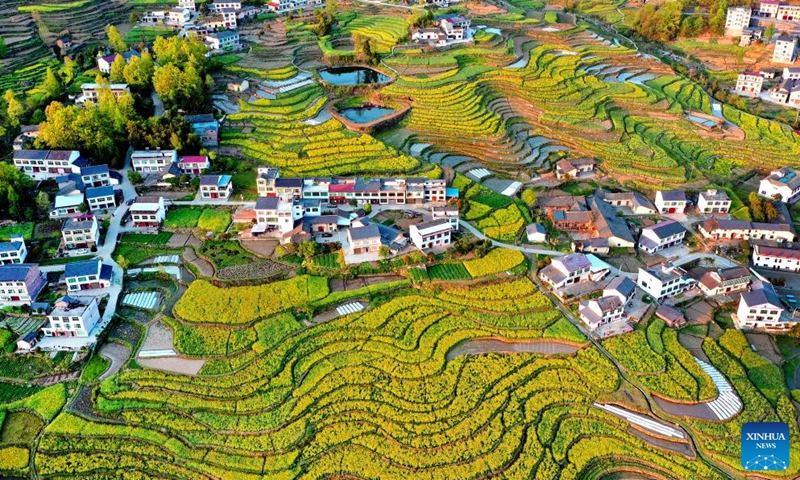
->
[151, 91, 165, 118]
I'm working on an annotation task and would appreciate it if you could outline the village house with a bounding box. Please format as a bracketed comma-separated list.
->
[740, 27, 765, 47]
[526, 223, 547, 243]
[184, 114, 220, 147]
[41, 296, 101, 338]
[199, 175, 233, 201]
[205, 30, 240, 51]
[579, 296, 624, 331]
[97, 50, 140, 74]
[179, 0, 196, 11]
[697, 189, 732, 214]
[638, 220, 686, 255]
[603, 276, 637, 305]
[412, 28, 447, 46]
[698, 218, 795, 242]
[0, 235, 27, 265]
[78, 164, 111, 189]
[13, 125, 41, 151]
[770, 78, 800, 106]
[758, 0, 781, 17]
[437, 14, 471, 40]
[588, 196, 636, 248]
[735, 282, 789, 331]
[254, 196, 296, 235]
[601, 191, 656, 215]
[759, 167, 800, 203]
[431, 205, 459, 230]
[131, 149, 178, 173]
[409, 219, 452, 251]
[13, 149, 82, 180]
[238, 5, 260, 19]
[734, 72, 764, 97]
[572, 238, 610, 255]
[228, 78, 249, 92]
[725, 6, 752, 36]
[655, 304, 686, 328]
[78, 83, 130, 104]
[167, 7, 192, 25]
[129, 196, 166, 228]
[16, 332, 38, 352]
[786, 67, 800, 79]
[220, 8, 238, 27]
[64, 258, 112, 292]
[306, 215, 339, 234]
[539, 253, 607, 290]
[209, 0, 242, 12]
[773, 35, 798, 64]
[141, 11, 166, 24]
[178, 156, 210, 176]
[753, 243, 800, 271]
[537, 195, 587, 217]
[86, 186, 116, 212]
[555, 158, 595, 180]
[257, 167, 303, 198]
[62, 215, 99, 251]
[552, 210, 594, 234]
[56, 34, 73, 53]
[347, 224, 382, 255]
[655, 190, 687, 214]
[0, 264, 46, 307]
[698, 266, 751, 297]
[637, 263, 696, 302]
[50, 184, 85, 218]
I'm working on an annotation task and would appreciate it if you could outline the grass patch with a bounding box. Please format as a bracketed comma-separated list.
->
[197, 210, 231, 233]
[0, 383, 42, 404]
[38, 255, 94, 266]
[199, 241, 254, 269]
[164, 208, 203, 229]
[119, 232, 173, 245]
[313, 254, 342, 269]
[81, 355, 110, 383]
[428, 263, 471, 280]
[0, 223, 34, 241]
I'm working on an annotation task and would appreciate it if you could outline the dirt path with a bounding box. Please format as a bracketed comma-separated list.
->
[141, 320, 174, 351]
[138, 357, 205, 375]
[32, 371, 80, 386]
[98, 343, 131, 380]
[183, 248, 214, 277]
[446, 338, 582, 361]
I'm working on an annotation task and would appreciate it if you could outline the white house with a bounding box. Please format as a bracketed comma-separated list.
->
[0, 235, 27, 265]
[759, 1, 781, 17]
[13, 149, 82, 180]
[167, 7, 191, 25]
[50, 185, 85, 219]
[347, 224, 381, 255]
[431, 205, 459, 231]
[0, 264, 46, 307]
[734, 72, 764, 97]
[698, 266, 751, 297]
[579, 296, 624, 331]
[654, 190, 687, 214]
[179, 0, 196, 11]
[62, 215, 99, 251]
[636, 263, 696, 302]
[698, 218, 795, 243]
[785, 67, 800, 79]
[409, 219, 452, 251]
[42, 296, 101, 338]
[753, 243, 800, 272]
[255, 196, 295, 235]
[603, 276, 636, 305]
[725, 7, 752, 36]
[540, 253, 603, 290]
[209, 1, 242, 12]
[131, 149, 178, 173]
[638, 220, 686, 255]
[697, 189, 732, 214]
[64, 258, 112, 292]
[770, 78, 800, 106]
[526, 223, 547, 243]
[78, 83, 130, 105]
[759, 167, 800, 203]
[97, 51, 140, 75]
[130, 196, 166, 228]
[735, 283, 789, 331]
[602, 191, 657, 215]
[199, 175, 233, 201]
[205, 30, 240, 51]
[178, 156, 210, 176]
[773, 35, 798, 64]
[78, 164, 111, 189]
[85, 186, 116, 212]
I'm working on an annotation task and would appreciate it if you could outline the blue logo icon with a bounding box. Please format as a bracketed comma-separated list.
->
[742, 422, 790, 471]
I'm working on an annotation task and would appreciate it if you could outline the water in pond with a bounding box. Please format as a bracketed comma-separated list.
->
[339, 106, 395, 124]
[318, 66, 390, 85]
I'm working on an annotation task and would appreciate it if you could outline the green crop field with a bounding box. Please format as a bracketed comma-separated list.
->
[18, 1, 91, 13]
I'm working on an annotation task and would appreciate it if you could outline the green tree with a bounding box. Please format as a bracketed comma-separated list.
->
[299, 240, 317, 260]
[0, 36, 6, 59]
[748, 191, 765, 222]
[35, 191, 50, 217]
[61, 57, 78, 85]
[4, 90, 24, 127]
[152, 64, 184, 105]
[109, 54, 127, 83]
[106, 25, 127, 53]
[123, 52, 155, 90]
[521, 188, 537, 207]
[764, 201, 780, 221]
[765, 22, 776, 40]
[116, 255, 130, 269]
[379, 245, 390, 259]
[709, 0, 728, 36]
[127, 170, 143, 184]
[0, 163, 35, 221]
[41, 67, 63, 101]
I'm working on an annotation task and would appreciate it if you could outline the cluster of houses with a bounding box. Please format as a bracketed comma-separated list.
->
[733, 67, 800, 106]
[411, 14, 472, 47]
[136, 0, 245, 53]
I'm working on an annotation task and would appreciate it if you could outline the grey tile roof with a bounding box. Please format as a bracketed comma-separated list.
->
[349, 224, 380, 241]
[646, 220, 686, 239]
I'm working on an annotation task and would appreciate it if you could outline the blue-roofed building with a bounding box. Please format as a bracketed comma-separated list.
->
[0, 264, 46, 307]
[64, 258, 112, 292]
[184, 114, 219, 147]
[79, 164, 111, 189]
[760, 167, 800, 203]
[199, 175, 233, 201]
[0, 235, 27, 265]
[86, 185, 116, 212]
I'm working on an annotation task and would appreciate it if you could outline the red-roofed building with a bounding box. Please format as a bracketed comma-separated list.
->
[178, 156, 210, 176]
[753, 243, 800, 272]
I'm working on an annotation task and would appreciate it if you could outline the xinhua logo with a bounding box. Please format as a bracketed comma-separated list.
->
[741, 422, 790, 471]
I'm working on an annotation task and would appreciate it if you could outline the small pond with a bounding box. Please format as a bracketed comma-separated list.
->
[338, 105, 395, 124]
[318, 66, 391, 86]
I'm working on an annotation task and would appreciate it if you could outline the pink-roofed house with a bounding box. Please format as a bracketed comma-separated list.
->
[178, 156, 210, 176]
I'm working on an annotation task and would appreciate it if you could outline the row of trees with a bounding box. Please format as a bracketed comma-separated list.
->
[747, 191, 780, 222]
[632, 0, 751, 41]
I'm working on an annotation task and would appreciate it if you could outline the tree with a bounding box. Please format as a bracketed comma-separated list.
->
[109, 54, 127, 83]
[764, 201, 780, 221]
[748, 191, 765, 222]
[363, 203, 372, 214]
[106, 25, 127, 53]
[379, 245, 390, 259]
[4, 90, 24, 127]
[0, 163, 35, 221]
[35, 191, 50, 217]
[0, 36, 6, 59]
[61, 57, 78, 85]
[299, 240, 317, 260]
[129, 12, 141, 23]
[765, 22, 776, 40]
[123, 52, 155, 90]
[127, 170, 143, 184]
[116, 255, 130, 269]
[709, 0, 728, 36]
[41, 68, 63, 101]
[521, 188, 537, 207]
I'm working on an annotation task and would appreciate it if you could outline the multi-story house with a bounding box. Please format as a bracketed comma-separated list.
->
[179, 0, 196, 11]
[409, 219, 452, 250]
[257, 167, 303, 198]
[734, 72, 763, 97]
[777, 3, 800, 21]
[579, 296, 624, 331]
[85, 186, 116, 212]
[199, 175, 233, 201]
[697, 189, 732, 214]
[96, 51, 140, 74]
[698, 266, 751, 297]
[431, 205, 459, 230]
[130, 196, 166, 228]
[219, 8, 238, 27]
[50, 184, 85, 218]
[540, 253, 602, 290]
[0, 235, 27, 265]
[184, 115, 219, 147]
[725, 7, 752, 36]
[64, 258, 112, 292]
[62, 215, 99, 251]
[167, 7, 192, 25]
[759, 167, 800, 203]
[178, 156, 210, 176]
[255, 196, 295, 234]
[0, 264, 45, 306]
[347, 224, 381, 255]
[698, 218, 795, 242]
[773, 35, 798, 64]
[42, 296, 101, 338]
[438, 14, 471, 40]
[638, 220, 686, 255]
[753, 243, 800, 272]
[13, 149, 82, 180]
[759, 0, 781, 17]
[770, 78, 800, 106]
[131, 149, 178, 173]
[589, 196, 636, 248]
[735, 283, 788, 331]
[603, 276, 636, 305]
[785, 67, 800, 79]
[205, 31, 240, 51]
[79, 83, 130, 104]
[79, 165, 111, 189]
[654, 190, 687, 214]
[209, 0, 242, 12]
[636, 263, 696, 302]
